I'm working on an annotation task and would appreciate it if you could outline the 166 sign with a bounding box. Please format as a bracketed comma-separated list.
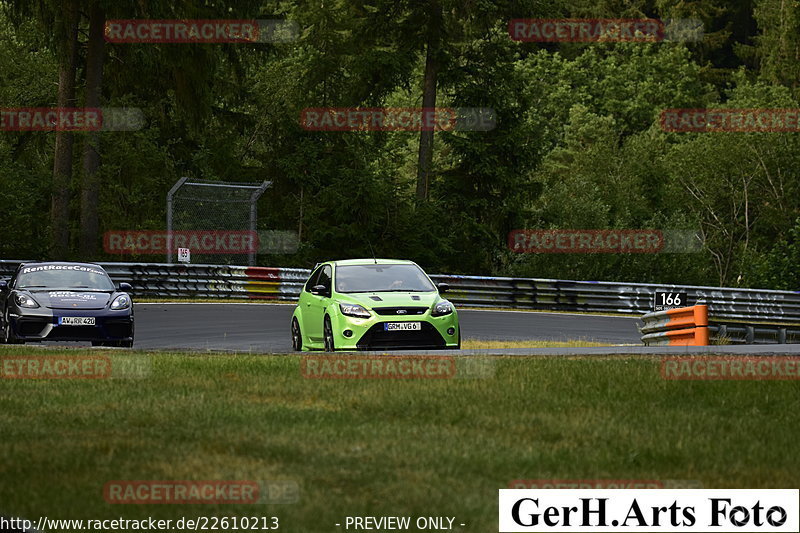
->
[654, 291, 688, 312]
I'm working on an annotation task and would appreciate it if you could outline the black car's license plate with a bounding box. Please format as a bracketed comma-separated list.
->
[58, 316, 95, 326]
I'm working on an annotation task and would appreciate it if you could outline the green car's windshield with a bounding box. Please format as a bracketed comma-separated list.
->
[335, 264, 435, 293]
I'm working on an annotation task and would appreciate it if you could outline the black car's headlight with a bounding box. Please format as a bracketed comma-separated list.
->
[431, 300, 453, 317]
[110, 294, 131, 310]
[339, 303, 371, 319]
[14, 293, 39, 309]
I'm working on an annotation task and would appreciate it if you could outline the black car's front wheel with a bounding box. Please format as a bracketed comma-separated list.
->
[323, 316, 335, 352]
[291, 318, 303, 351]
[121, 319, 135, 348]
[3, 309, 23, 345]
[92, 321, 134, 348]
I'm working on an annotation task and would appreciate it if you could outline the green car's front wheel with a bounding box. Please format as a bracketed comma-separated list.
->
[291, 318, 303, 351]
[323, 316, 335, 352]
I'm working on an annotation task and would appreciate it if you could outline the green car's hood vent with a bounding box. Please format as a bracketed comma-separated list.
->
[346, 292, 439, 308]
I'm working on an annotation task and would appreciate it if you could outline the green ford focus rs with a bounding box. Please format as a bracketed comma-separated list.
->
[291, 259, 460, 351]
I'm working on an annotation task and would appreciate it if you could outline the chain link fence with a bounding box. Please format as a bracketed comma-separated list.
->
[165, 178, 271, 265]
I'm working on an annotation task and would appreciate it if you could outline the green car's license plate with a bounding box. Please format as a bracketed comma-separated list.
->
[384, 322, 421, 331]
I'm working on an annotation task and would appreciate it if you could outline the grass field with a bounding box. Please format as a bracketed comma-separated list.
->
[461, 339, 611, 349]
[1, 346, 798, 532]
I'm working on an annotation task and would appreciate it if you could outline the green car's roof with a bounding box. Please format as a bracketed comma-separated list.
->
[328, 258, 416, 266]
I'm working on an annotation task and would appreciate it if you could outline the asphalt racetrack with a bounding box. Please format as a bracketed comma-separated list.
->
[133, 303, 643, 352]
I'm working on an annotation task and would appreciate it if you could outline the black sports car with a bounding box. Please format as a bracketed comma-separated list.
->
[0, 262, 134, 347]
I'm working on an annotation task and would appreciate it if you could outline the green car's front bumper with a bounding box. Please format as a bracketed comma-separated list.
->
[329, 308, 459, 350]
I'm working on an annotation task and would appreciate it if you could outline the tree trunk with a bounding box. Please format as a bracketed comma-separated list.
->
[50, 0, 79, 259]
[415, 0, 442, 203]
[79, 2, 106, 257]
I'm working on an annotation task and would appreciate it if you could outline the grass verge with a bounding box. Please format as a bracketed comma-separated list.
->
[0, 346, 797, 531]
[461, 339, 612, 349]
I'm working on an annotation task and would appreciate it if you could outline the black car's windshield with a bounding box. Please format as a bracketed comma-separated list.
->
[335, 264, 435, 293]
[16, 264, 115, 290]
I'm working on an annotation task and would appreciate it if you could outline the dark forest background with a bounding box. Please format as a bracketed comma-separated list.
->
[0, 0, 798, 289]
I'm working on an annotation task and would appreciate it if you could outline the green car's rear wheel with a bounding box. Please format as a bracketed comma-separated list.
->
[323, 316, 335, 352]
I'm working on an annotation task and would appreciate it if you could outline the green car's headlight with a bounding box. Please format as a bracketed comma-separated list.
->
[14, 293, 39, 309]
[431, 300, 453, 317]
[339, 303, 371, 319]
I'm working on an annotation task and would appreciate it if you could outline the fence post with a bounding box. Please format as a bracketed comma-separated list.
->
[745, 325, 755, 344]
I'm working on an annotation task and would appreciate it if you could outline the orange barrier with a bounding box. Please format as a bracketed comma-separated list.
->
[641, 305, 709, 346]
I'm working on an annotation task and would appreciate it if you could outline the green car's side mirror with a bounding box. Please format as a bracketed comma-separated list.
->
[311, 284, 329, 296]
[437, 282, 449, 293]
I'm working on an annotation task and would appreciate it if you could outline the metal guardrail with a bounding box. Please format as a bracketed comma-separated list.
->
[708, 323, 800, 345]
[0, 261, 309, 300]
[1, 260, 799, 330]
[431, 274, 800, 324]
[640, 305, 800, 346]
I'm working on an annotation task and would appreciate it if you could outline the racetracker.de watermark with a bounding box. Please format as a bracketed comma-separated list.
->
[661, 108, 800, 132]
[0, 355, 149, 379]
[104, 19, 299, 43]
[0, 107, 144, 131]
[1, 355, 110, 379]
[103, 480, 298, 504]
[301, 356, 494, 380]
[105, 230, 257, 255]
[299, 107, 496, 132]
[508, 230, 703, 254]
[510, 230, 662, 253]
[508, 18, 703, 42]
[104, 230, 299, 255]
[661, 356, 800, 380]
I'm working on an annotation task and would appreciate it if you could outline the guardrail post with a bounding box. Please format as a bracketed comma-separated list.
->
[717, 324, 727, 343]
[745, 325, 755, 344]
[695, 325, 709, 345]
[694, 304, 708, 327]
[693, 304, 709, 345]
